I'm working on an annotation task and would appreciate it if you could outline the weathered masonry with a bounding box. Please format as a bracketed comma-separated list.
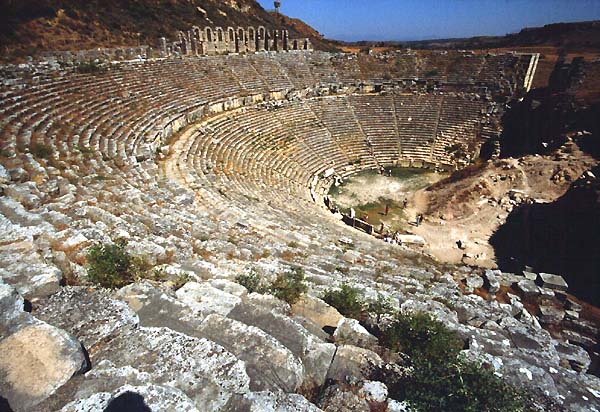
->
[161, 26, 312, 56]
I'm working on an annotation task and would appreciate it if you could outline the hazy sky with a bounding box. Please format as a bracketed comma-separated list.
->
[257, 0, 600, 41]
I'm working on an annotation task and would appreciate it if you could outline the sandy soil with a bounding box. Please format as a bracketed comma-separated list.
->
[404, 139, 598, 268]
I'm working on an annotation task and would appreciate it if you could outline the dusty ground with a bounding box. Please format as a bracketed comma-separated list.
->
[405, 139, 598, 267]
[329, 168, 446, 233]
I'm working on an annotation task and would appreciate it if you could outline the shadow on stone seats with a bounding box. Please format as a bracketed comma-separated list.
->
[490, 169, 600, 306]
[104, 392, 151, 412]
[0, 396, 14, 412]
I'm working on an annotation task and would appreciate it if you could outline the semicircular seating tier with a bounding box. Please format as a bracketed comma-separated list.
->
[2, 51, 597, 412]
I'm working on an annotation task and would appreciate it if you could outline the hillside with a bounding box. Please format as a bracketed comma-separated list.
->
[0, 0, 337, 62]
[341, 20, 600, 53]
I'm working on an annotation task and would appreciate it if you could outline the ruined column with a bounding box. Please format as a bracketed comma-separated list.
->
[283, 30, 289, 51]
[160, 37, 168, 57]
[273, 30, 279, 52]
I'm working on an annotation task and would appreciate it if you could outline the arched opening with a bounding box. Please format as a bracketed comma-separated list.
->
[228, 28, 235, 42]
[238, 28, 245, 42]
[258, 27, 265, 39]
[217, 28, 224, 42]
[205, 28, 213, 42]
[303, 39, 309, 50]
[293, 39, 298, 50]
[248, 27, 255, 41]
[193, 27, 202, 41]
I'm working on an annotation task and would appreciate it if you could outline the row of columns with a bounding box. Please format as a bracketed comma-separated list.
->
[160, 26, 311, 57]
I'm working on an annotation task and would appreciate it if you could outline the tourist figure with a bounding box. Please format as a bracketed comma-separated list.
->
[387, 169, 392, 177]
[350, 207, 355, 219]
[363, 213, 368, 222]
[385, 204, 390, 216]
[380, 222, 385, 234]
[415, 213, 423, 227]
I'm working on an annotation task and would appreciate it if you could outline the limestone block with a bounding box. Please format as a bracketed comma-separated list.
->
[60, 384, 200, 412]
[326, 345, 383, 382]
[116, 282, 204, 337]
[319, 385, 370, 412]
[484, 269, 501, 293]
[516, 279, 539, 296]
[34, 286, 139, 349]
[198, 314, 303, 392]
[175, 281, 241, 317]
[92, 326, 250, 411]
[358, 380, 388, 403]
[292, 295, 343, 329]
[224, 391, 322, 412]
[538, 273, 568, 291]
[557, 342, 591, 373]
[0, 321, 88, 411]
[333, 318, 378, 349]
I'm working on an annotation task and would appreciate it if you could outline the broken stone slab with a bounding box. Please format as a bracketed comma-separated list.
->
[358, 380, 388, 403]
[59, 384, 200, 412]
[333, 317, 378, 349]
[464, 275, 484, 291]
[556, 342, 591, 373]
[115, 282, 204, 337]
[34, 286, 139, 350]
[223, 391, 323, 412]
[0, 320, 89, 412]
[522, 271, 538, 281]
[0, 282, 31, 339]
[326, 345, 384, 383]
[515, 279, 539, 296]
[538, 305, 565, 324]
[91, 326, 250, 411]
[198, 313, 304, 392]
[292, 295, 343, 329]
[565, 298, 582, 312]
[483, 269, 500, 293]
[565, 310, 580, 320]
[538, 273, 568, 291]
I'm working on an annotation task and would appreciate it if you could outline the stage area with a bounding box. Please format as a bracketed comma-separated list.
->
[328, 167, 447, 233]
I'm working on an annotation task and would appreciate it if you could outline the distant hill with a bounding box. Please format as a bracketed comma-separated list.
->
[342, 20, 600, 52]
[0, 0, 338, 62]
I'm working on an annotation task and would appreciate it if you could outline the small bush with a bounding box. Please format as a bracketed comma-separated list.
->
[379, 312, 531, 412]
[86, 239, 145, 289]
[235, 269, 268, 294]
[75, 62, 107, 75]
[366, 293, 395, 317]
[30, 143, 53, 159]
[172, 273, 191, 291]
[269, 267, 307, 305]
[322, 284, 364, 319]
[380, 311, 463, 361]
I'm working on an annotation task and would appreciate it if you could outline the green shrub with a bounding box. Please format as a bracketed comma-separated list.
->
[75, 62, 107, 75]
[407, 356, 530, 412]
[322, 284, 364, 319]
[269, 267, 307, 305]
[30, 143, 53, 159]
[380, 311, 463, 361]
[235, 269, 268, 294]
[366, 293, 395, 317]
[380, 312, 531, 412]
[86, 239, 145, 288]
